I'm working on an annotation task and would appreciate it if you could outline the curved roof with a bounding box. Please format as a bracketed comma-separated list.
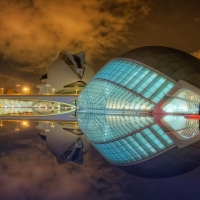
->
[118, 46, 200, 88]
[38, 51, 94, 94]
[38, 122, 91, 164]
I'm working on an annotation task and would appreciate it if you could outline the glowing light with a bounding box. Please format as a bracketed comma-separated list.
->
[23, 87, 30, 94]
[51, 122, 54, 127]
[16, 84, 20, 94]
[22, 121, 29, 127]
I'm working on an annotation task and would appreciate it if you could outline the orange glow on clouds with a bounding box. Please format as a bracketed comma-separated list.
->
[0, 0, 150, 71]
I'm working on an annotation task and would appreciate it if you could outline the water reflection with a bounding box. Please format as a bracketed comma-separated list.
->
[0, 119, 91, 165]
[1, 111, 200, 178]
[37, 121, 91, 164]
[0, 106, 74, 116]
[77, 112, 200, 178]
[0, 99, 75, 116]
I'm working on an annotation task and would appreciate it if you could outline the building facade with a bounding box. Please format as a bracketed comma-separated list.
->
[78, 46, 200, 114]
[77, 46, 200, 177]
[37, 51, 94, 95]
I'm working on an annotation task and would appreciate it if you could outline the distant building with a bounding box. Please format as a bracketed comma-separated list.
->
[4, 89, 16, 94]
[37, 51, 94, 95]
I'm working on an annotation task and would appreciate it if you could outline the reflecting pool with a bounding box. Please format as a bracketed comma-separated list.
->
[1, 110, 200, 179]
[77, 112, 200, 178]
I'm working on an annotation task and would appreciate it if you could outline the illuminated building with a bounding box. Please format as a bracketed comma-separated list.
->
[78, 46, 200, 114]
[0, 51, 93, 119]
[77, 46, 200, 178]
[77, 113, 200, 178]
[37, 51, 94, 95]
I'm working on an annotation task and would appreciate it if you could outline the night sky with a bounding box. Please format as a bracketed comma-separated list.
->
[0, 0, 200, 92]
[1, 0, 200, 199]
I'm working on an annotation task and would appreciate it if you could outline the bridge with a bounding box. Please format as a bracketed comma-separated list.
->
[0, 95, 78, 120]
[0, 94, 78, 104]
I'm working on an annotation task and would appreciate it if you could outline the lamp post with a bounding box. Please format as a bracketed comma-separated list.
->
[24, 88, 30, 94]
[16, 85, 20, 94]
[51, 122, 54, 127]
[75, 86, 79, 95]
[24, 88, 27, 94]
[45, 122, 49, 132]
[52, 88, 55, 94]
[22, 121, 29, 127]
[46, 84, 50, 94]
[15, 120, 19, 131]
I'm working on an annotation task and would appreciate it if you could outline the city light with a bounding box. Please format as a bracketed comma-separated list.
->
[23, 87, 30, 94]
[16, 84, 20, 94]
[45, 122, 49, 132]
[22, 121, 29, 127]
[15, 120, 19, 131]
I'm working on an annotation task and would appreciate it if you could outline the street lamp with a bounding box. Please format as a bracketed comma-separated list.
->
[46, 84, 50, 94]
[24, 88, 27, 94]
[16, 85, 20, 94]
[15, 120, 19, 131]
[52, 88, 55, 94]
[75, 86, 79, 95]
[22, 121, 29, 127]
[45, 122, 49, 132]
[23, 88, 30, 94]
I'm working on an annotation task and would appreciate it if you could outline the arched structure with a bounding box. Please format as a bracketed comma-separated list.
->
[78, 46, 200, 114]
[37, 51, 94, 95]
[77, 46, 200, 178]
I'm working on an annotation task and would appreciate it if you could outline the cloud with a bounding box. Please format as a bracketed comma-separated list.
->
[191, 50, 200, 60]
[0, 74, 26, 88]
[0, 0, 151, 71]
[0, 137, 129, 200]
[1, 128, 200, 199]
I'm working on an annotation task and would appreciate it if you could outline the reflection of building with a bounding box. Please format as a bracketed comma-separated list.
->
[37, 51, 94, 95]
[0, 99, 74, 116]
[77, 113, 200, 178]
[78, 46, 200, 114]
[77, 113, 174, 165]
[37, 122, 91, 164]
